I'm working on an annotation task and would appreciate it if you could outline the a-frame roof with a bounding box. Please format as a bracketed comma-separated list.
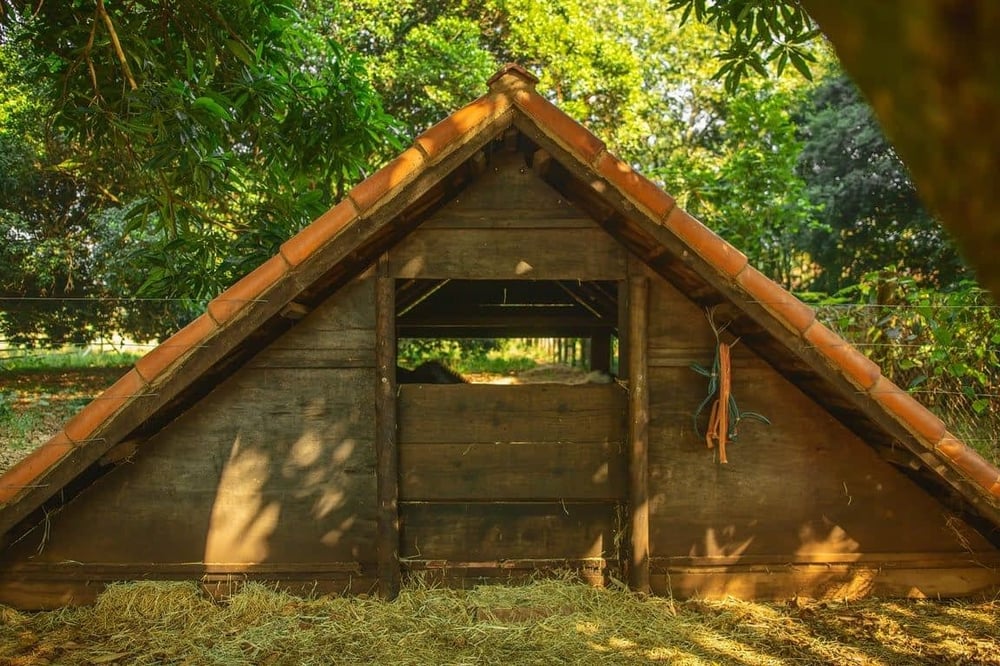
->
[1, 64, 999, 545]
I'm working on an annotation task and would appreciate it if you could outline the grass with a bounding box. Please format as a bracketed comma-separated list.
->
[0, 346, 144, 373]
[1, 577, 998, 665]
[0, 348, 135, 472]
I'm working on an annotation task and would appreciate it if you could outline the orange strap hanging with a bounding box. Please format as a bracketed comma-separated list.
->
[705, 342, 733, 464]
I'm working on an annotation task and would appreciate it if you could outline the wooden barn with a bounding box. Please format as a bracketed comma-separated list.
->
[1, 65, 998, 609]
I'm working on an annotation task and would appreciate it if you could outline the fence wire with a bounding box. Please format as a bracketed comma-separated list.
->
[2, 299, 998, 465]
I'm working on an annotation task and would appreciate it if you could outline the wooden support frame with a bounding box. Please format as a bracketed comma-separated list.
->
[375, 258, 401, 599]
[627, 276, 650, 593]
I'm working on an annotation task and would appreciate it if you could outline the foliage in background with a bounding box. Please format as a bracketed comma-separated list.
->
[0, 0, 398, 342]
[817, 275, 999, 463]
[666, 0, 820, 92]
[796, 74, 968, 292]
[657, 87, 821, 288]
[398, 338, 539, 375]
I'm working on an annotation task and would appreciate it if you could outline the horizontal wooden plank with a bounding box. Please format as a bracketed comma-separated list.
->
[249, 325, 374, 368]
[399, 384, 626, 444]
[426, 150, 588, 216]
[399, 502, 621, 561]
[388, 228, 626, 280]
[421, 211, 599, 229]
[402, 560, 614, 590]
[652, 552, 1000, 568]
[2, 482, 379, 565]
[652, 563, 1000, 600]
[0, 564, 377, 610]
[400, 441, 626, 501]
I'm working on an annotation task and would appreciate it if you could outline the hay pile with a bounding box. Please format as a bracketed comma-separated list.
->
[1, 576, 998, 665]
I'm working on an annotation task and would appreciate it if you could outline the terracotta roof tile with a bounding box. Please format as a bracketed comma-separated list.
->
[64, 369, 147, 444]
[280, 200, 358, 267]
[0, 433, 74, 505]
[936, 432, 1000, 493]
[664, 207, 748, 277]
[207, 254, 290, 325]
[415, 94, 513, 163]
[803, 321, 881, 390]
[594, 151, 676, 220]
[487, 63, 539, 90]
[737, 266, 816, 334]
[135, 313, 218, 384]
[513, 89, 605, 164]
[348, 147, 425, 214]
[870, 376, 947, 445]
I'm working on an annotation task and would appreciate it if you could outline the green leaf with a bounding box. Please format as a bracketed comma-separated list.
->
[226, 39, 254, 66]
[787, 50, 813, 80]
[192, 96, 233, 121]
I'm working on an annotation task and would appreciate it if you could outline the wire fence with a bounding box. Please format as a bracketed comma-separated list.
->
[2, 298, 998, 464]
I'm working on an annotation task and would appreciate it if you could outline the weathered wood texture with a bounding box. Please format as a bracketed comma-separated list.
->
[627, 276, 651, 593]
[388, 152, 626, 280]
[375, 270, 401, 598]
[399, 384, 625, 445]
[398, 383, 627, 578]
[0, 275, 379, 576]
[400, 502, 619, 561]
[651, 560, 1000, 601]
[642, 271, 998, 564]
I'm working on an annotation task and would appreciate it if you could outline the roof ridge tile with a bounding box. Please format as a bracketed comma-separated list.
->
[63, 369, 148, 444]
[870, 375, 948, 445]
[487, 63, 539, 91]
[664, 207, 748, 278]
[936, 432, 1000, 497]
[415, 93, 514, 164]
[135, 313, 218, 384]
[594, 150, 676, 221]
[0, 433, 75, 505]
[207, 254, 291, 325]
[737, 265, 816, 334]
[347, 147, 426, 214]
[512, 89, 605, 164]
[280, 200, 359, 268]
[803, 320, 881, 390]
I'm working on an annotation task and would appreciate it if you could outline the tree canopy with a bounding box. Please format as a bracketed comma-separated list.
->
[0, 0, 984, 347]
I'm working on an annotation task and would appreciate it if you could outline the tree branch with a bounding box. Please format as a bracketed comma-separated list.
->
[95, 0, 138, 91]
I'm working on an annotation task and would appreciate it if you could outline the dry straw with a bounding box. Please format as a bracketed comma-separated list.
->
[1, 574, 998, 665]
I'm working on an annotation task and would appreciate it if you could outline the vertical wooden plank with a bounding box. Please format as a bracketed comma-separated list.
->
[590, 332, 611, 372]
[375, 259, 400, 599]
[627, 276, 650, 593]
[618, 281, 630, 380]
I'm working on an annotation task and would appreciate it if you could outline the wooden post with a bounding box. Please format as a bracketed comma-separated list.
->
[590, 332, 611, 372]
[617, 281, 630, 380]
[375, 259, 401, 599]
[627, 276, 650, 594]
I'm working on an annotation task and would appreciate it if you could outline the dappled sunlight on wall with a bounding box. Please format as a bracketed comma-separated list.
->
[205, 434, 280, 563]
[795, 519, 861, 559]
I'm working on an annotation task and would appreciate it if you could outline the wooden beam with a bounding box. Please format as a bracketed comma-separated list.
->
[627, 275, 650, 593]
[279, 301, 310, 320]
[375, 261, 401, 599]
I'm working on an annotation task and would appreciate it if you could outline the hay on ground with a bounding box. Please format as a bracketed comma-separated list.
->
[0, 574, 998, 665]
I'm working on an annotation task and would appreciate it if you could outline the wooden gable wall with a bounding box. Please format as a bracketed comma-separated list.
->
[1, 139, 996, 607]
[638, 261, 998, 597]
[0, 273, 380, 607]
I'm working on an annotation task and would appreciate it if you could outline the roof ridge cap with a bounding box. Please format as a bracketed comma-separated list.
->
[487, 63, 539, 92]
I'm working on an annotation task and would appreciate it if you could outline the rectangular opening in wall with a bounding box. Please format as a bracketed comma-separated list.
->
[395, 279, 619, 384]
